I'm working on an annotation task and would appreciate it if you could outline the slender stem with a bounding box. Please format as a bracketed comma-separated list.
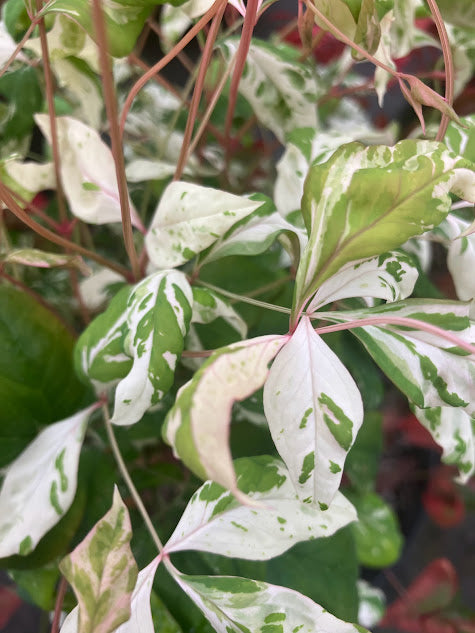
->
[195, 279, 292, 314]
[0, 18, 40, 78]
[92, 0, 141, 282]
[314, 315, 475, 355]
[50, 577, 68, 633]
[0, 182, 134, 280]
[102, 404, 164, 553]
[426, 0, 454, 141]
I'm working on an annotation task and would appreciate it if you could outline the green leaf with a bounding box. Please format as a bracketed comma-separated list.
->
[0, 66, 42, 141]
[110, 270, 192, 426]
[0, 406, 94, 558]
[0, 285, 88, 467]
[345, 412, 383, 493]
[3, 0, 31, 41]
[357, 580, 385, 628]
[353, 0, 381, 58]
[60, 487, 138, 633]
[445, 115, 475, 163]
[220, 39, 318, 143]
[163, 335, 286, 501]
[436, 0, 475, 28]
[263, 317, 364, 507]
[313, 0, 357, 41]
[164, 456, 356, 560]
[294, 140, 475, 313]
[346, 491, 403, 568]
[10, 565, 60, 611]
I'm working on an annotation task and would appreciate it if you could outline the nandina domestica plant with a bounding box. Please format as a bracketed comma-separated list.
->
[0, 0, 474, 631]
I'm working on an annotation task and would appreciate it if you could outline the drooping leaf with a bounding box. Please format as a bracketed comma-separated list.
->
[319, 300, 475, 415]
[192, 287, 247, 339]
[170, 568, 367, 633]
[34, 115, 143, 228]
[164, 456, 356, 560]
[294, 140, 475, 313]
[163, 335, 287, 501]
[413, 405, 475, 484]
[263, 317, 364, 507]
[60, 487, 138, 633]
[110, 270, 192, 426]
[145, 182, 262, 269]
[307, 250, 419, 313]
[0, 406, 95, 558]
[3, 248, 90, 274]
[220, 39, 318, 143]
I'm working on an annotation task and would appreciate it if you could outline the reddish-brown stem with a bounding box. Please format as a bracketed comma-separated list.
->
[174, 0, 227, 180]
[1, 184, 59, 230]
[0, 16, 42, 78]
[50, 577, 68, 633]
[224, 0, 260, 142]
[120, 0, 226, 136]
[92, 0, 141, 282]
[146, 19, 196, 74]
[0, 182, 134, 281]
[426, 0, 454, 141]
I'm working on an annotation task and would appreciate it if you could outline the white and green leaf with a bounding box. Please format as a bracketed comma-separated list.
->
[145, 182, 262, 269]
[164, 456, 356, 560]
[60, 487, 138, 633]
[111, 270, 193, 426]
[163, 335, 287, 502]
[192, 287, 247, 339]
[357, 580, 385, 629]
[2, 248, 90, 275]
[0, 159, 55, 205]
[433, 214, 475, 300]
[263, 317, 364, 508]
[0, 405, 95, 558]
[52, 58, 102, 129]
[444, 114, 475, 162]
[307, 250, 419, 313]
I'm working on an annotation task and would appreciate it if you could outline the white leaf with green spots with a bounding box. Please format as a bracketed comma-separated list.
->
[192, 287, 247, 339]
[79, 268, 127, 311]
[444, 115, 475, 162]
[60, 487, 138, 633]
[164, 456, 356, 560]
[170, 569, 367, 633]
[0, 405, 94, 558]
[160, 0, 214, 50]
[413, 405, 475, 484]
[294, 140, 475, 314]
[0, 159, 55, 206]
[221, 39, 318, 143]
[319, 300, 475, 415]
[53, 58, 102, 129]
[357, 580, 385, 628]
[263, 317, 364, 508]
[34, 115, 143, 229]
[307, 251, 419, 313]
[163, 336, 287, 503]
[111, 270, 193, 426]
[145, 182, 262, 269]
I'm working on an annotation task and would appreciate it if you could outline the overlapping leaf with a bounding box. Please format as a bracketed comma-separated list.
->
[164, 456, 356, 559]
[163, 336, 287, 501]
[145, 182, 262, 269]
[60, 487, 138, 633]
[433, 214, 475, 300]
[263, 317, 364, 508]
[0, 406, 95, 558]
[0, 160, 54, 205]
[192, 287, 247, 339]
[294, 140, 475, 313]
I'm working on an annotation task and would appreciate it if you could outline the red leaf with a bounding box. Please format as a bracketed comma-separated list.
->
[422, 466, 466, 528]
[0, 586, 23, 628]
[397, 413, 441, 452]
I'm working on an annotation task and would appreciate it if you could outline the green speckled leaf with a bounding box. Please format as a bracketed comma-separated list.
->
[60, 487, 138, 633]
[164, 456, 356, 560]
[444, 115, 475, 163]
[0, 406, 94, 558]
[192, 287, 247, 339]
[263, 317, 364, 507]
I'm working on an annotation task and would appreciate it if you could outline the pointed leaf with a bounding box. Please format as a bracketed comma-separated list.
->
[264, 317, 364, 507]
[111, 270, 193, 426]
[192, 287, 247, 339]
[171, 570, 367, 633]
[164, 456, 356, 560]
[163, 335, 287, 501]
[353, 0, 381, 58]
[0, 406, 95, 558]
[295, 140, 475, 312]
[406, 76, 463, 127]
[220, 39, 318, 143]
[34, 115, 143, 228]
[145, 182, 262, 269]
[307, 250, 419, 313]
[114, 558, 161, 633]
[413, 405, 475, 484]
[60, 487, 138, 633]
[3, 248, 91, 275]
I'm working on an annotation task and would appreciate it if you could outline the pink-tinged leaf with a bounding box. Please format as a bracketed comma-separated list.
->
[406, 76, 463, 127]
[399, 77, 426, 134]
[114, 558, 161, 633]
[163, 335, 287, 503]
[59, 487, 138, 633]
[3, 248, 91, 275]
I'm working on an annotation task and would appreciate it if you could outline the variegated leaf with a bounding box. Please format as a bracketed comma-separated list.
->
[357, 581, 385, 629]
[294, 140, 475, 314]
[444, 114, 475, 162]
[0, 159, 55, 205]
[413, 405, 475, 484]
[163, 336, 287, 502]
[79, 268, 128, 311]
[220, 39, 318, 143]
[111, 270, 192, 426]
[263, 317, 364, 507]
[319, 300, 475, 415]
[164, 456, 356, 559]
[433, 214, 475, 301]
[34, 115, 143, 228]
[192, 287, 247, 339]
[145, 182, 262, 269]
[307, 250, 419, 313]
[60, 487, 138, 633]
[0, 406, 95, 558]
[170, 569, 367, 633]
[3, 248, 90, 275]
[53, 58, 102, 129]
